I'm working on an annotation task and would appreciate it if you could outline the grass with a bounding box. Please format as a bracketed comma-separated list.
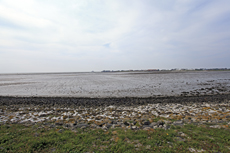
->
[0, 123, 230, 152]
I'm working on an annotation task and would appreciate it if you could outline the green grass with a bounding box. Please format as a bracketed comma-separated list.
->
[0, 123, 230, 152]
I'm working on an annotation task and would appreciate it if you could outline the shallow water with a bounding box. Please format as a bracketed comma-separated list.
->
[0, 71, 230, 97]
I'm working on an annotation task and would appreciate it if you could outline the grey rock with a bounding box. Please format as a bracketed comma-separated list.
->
[124, 121, 129, 126]
[76, 124, 89, 128]
[184, 119, 190, 122]
[173, 120, 184, 126]
[189, 148, 196, 152]
[70, 121, 78, 127]
[218, 120, 224, 123]
[175, 136, 186, 142]
[39, 114, 48, 117]
[90, 124, 98, 128]
[164, 120, 172, 124]
[164, 125, 170, 130]
[106, 124, 112, 128]
[102, 126, 108, 131]
[157, 120, 164, 126]
[58, 129, 63, 133]
[64, 124, 71, 128]
[80, 126, 87, 129]
[49, 124, 55, 128]
[143, 125, 151, 128]
[143, 121, 151, 125]
[55, 122, 63, 126]
[178, 132, 187, 137]
[150, 122, 158, 127]
[111, 120, 117, 124]
[210, 125, 221, 129]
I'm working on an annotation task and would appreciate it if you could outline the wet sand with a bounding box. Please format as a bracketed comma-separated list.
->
[0, 71, 230, 98]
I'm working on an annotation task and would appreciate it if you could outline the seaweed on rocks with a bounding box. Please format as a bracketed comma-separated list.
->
[0, 94, 230, 108]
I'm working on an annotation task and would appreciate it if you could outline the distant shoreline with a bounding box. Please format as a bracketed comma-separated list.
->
[0, 69, 230, 75]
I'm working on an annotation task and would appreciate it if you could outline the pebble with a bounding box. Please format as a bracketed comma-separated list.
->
[0, 100, 230, 131]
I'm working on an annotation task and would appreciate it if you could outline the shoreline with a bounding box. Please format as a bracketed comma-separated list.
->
[1, 94, 230, 108]
[1, 93, 230, 151]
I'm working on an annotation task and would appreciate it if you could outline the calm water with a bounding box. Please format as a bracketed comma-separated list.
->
[0, 71, 230, 97]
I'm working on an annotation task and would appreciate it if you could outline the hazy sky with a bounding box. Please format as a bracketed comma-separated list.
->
[0, 0, 230, 73]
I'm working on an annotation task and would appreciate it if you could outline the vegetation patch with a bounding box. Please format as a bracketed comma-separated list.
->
[0, 123, 230, 152]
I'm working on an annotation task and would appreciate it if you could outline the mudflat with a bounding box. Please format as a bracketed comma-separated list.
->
[0, 71, 230, 97]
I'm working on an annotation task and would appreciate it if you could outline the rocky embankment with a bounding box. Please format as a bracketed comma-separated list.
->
[0, 94, 230, 131]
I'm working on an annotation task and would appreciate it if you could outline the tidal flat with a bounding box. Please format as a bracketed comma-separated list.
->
[0, 71, 230, 97]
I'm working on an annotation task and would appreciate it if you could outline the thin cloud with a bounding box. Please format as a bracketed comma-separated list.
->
[0, 0, 230, 73]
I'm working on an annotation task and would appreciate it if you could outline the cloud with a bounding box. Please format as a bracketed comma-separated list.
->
[0, 0, 230, 73]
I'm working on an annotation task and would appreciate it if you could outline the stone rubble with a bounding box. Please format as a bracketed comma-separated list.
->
[0, 101, 230, 130]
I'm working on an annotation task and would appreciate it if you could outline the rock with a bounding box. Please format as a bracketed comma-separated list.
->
[64, 124, 71, 128]
[143, 125, 151, 128]
[164, 120, 172, 124]
[157, 120, 164, 126]
[173, 120, 184, 126]
[143, 121, 151, 125]
[90, 124, 98, 128]
[102, 126, 108, 131]
[135, 143, 142, 148]
[143, 126, 151, 130]
[58, 129, 63, 133]
[39, 114, 48, 117]
[218, 120, 224, 123]
[76, 124, 89, 128]
[106, 124, 112, 129]
[55, 120, 63, 126]
[49, 124, 55, 128]
[124, 121, 129, 126]
[164, 125, 170, 130]
[131, 126, 137, 130]
[69, 121, 78, 127]
[189, 148, 196, 152]
[210, 125, 221, 129]
[178, 132, 187, 137]
[111, 120, 117, 124]
[150, 122, 158, 127]
[81, 126, 87, 129]
[175, 136, 186, 142]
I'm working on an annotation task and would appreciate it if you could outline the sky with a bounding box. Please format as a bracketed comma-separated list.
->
[0, 0, 230, 73]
